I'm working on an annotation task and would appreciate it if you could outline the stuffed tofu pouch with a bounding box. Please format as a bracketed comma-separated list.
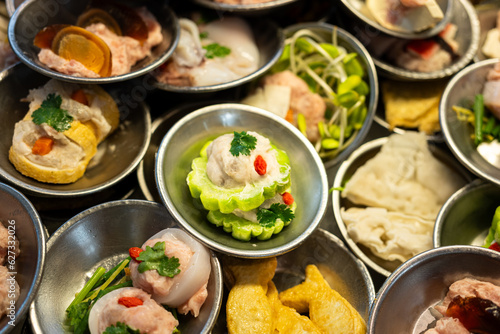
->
[187, 131, 295, 241]
[9, 79, 119, 184]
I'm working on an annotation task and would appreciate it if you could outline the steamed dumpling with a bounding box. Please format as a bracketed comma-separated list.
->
[129, 228, 211, 317]
[88, 287, 178, 334]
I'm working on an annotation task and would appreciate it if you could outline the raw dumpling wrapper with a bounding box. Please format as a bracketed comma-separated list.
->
[341, 207, 434, 262]
[341, 132, 465, 221]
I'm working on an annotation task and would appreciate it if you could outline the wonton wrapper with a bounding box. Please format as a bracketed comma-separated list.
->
[341, 207, 434, 263]
[341, 132, 465, 221]
[382, 79, 447, 134]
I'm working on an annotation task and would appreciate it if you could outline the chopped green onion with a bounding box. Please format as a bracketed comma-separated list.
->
[67, 267, 106, 310]
[297, 113, 307, 136]
[474, 94, 484, 145]
[84, 259, 130, 301]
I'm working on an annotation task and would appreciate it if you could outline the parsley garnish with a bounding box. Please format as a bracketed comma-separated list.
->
[31, 93, 73, 132]
[103, 322, 141, 334]
[230, 131, 257, 156]
[203, 43, 231, 59]
[136, 242, 181, 278]
[257, 203, 295, 228]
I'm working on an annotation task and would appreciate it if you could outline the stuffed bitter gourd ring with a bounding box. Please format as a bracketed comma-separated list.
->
[9, 120, 98, 184]
[207, 201, 297, 241]
[187, 143, 292, 214]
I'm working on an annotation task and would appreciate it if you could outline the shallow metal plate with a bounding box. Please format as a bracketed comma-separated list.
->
[332, 137, 473, 277]
[434, 179, 500, 247]
[153, 18, 283, 94]
[339, 0, 452, 39]
[8, 0, 179, 84]
[0, 182, 45, 334]
[155, 103, 329, 258]
[0, 63, 151, 197]
[369, 246, 500, 333]
[30, 200, 223, 334]
[211, 228, 376, 333]
[440, 58, 500, 186]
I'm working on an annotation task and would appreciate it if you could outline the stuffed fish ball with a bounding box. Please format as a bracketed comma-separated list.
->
[88, 287, 178, 334]
[129, 228, 211, 317]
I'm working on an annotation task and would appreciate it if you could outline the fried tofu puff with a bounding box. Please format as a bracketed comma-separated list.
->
[266, 281, 321, 334]
[225, 257, 277, 334]
[9, 79, 119, 184]
[279, 264, 366, 334]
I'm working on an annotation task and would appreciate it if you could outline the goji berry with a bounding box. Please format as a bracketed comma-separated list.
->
[282, 192, 294, 205]
[489, 242, 500, 252]
[254, 155, 267, 175]
[118, 296, 143, 308]
[129, 247, 143, 262]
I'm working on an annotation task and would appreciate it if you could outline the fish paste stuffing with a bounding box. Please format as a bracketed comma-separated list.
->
[341, 132, 465, 262]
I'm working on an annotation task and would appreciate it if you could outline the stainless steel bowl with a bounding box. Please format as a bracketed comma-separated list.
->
[155, 103, 329, 258]
[153, 18, 283, 94]
[440, 58, 500, 186]
[30, 199, 223, 334]
[368, 245, 500, 333]
[5, 0, 20, 16]
[475, 0, 500, 62]
[212, 227, 376, 332]
[8, 0, 179, 84]
[332, 136, 472, 277]
[137, 101, 224, 202]
[0, 63, 151, 197]
[434, 179, 500, 247]
[192, 0, 300, 13]
[341, 0, 479, 81]
[339, 0, 453, 40]
[283, 22, 379, 169]
[0, 181, 45, 333]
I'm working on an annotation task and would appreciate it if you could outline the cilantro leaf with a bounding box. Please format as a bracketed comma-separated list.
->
[136, 242, 181, 278]
[203, 43, 231, 59]
[31, 93, 73, 132]
[230, 131, 257, 156]
[257, 203, 295, 228]
[103, 322, 141, 334]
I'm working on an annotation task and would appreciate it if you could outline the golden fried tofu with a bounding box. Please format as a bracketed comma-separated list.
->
[225, 257, 277, 334]
[382, 79, 447, 134]
[279, 264, 366, 334]
[267, 281, 322, 334]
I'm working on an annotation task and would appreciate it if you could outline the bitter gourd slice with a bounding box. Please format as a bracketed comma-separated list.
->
[187, 141, 291, 214]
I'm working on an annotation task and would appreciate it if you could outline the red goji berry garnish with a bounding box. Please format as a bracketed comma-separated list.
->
[254, 155, 267, 175]
[129, 247, 143, 262]
[282, 192, 294, 205]
[118, 296, 143, 308]
[489, 242, 500, 252]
